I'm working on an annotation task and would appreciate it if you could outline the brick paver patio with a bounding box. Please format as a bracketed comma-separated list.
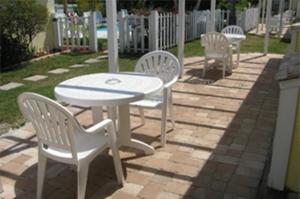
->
[0, 53, 283, 199]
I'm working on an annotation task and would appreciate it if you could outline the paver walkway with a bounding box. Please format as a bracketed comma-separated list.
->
[0, 53, 283, 199]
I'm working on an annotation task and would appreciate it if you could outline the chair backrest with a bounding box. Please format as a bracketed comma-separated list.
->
[18, 92, 82, 161]
[135, 50, 181, 85]
[221, 25, 244, 35]
[202, 32, 230, 57]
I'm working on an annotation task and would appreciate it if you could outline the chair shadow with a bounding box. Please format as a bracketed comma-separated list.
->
[184, 67, 230, 85]
[11, 152, 127, 198]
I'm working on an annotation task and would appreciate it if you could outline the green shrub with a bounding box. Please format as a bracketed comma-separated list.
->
[0, 0, 48, 71]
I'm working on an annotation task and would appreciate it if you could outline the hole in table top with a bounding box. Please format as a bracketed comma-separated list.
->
[105, 78, 122, 85]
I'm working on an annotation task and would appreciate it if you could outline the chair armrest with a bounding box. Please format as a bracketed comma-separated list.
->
[85, 119, 113, 135]
[164, 78, 177, 90]
[85, 119, 118, 144]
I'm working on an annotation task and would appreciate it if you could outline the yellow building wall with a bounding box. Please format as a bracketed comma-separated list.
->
[31, 0, 55, 53]
[286, 90, 300, 192]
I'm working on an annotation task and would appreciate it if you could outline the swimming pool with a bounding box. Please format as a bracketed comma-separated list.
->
[97, 26, 119, 39]
[97, 26, 108, 32]
[97, 25, 119, 39]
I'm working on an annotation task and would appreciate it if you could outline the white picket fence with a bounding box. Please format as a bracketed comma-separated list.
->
[52, 8, 257, 53]
[52, 13, 98, 52]
[119, 9, 229, 53]
[237, 8, 260, 32]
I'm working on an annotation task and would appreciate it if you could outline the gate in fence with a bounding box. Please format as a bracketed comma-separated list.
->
[52, 13, 98, 52]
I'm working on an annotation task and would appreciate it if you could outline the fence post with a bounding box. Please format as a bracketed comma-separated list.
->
[241, 11, 246, 31]
[118, 10, 126, 53]
[193, 10, 197, 39]
[205, 10, 210, 33]
[149, 10, 159, 50]
[52, 13, 62, 49]
[226, 10, 230, 26]
[89, 11, 98, 52]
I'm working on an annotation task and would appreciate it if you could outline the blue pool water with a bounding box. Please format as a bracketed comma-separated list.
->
[97, 27, 108, 32]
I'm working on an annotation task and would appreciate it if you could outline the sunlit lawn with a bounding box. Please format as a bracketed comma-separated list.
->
[0, 34, 289, 129]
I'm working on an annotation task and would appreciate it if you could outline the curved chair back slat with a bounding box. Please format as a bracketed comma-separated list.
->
[221, 25, 244, 35]
[202, 32, 230, 58]
[18, 93, 82, 160]
[135, 50, 181, 85]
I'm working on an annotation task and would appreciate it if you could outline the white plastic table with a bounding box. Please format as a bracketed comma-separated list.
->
[55, 73, 163, 155]
[201, 33, 246, 46]
[223, 33, 246, 44]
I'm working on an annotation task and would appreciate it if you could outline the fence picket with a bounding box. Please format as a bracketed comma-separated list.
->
[141, 16, 145, 53]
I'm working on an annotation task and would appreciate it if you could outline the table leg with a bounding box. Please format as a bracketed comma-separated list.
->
[108, 106, 118, 133]
[237, 44, 240, 68]
[118, 104, 155, 155]
[91, 106, 103, 124]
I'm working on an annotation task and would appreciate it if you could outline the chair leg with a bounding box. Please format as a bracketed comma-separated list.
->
[138, 107, 145, 125]
[77, 163, 89, 199]
[237, 44, 240, 68]
[37, 152, 47, 199]
[110, 144, 125, 185]
[160, 103, 167, 147]
[168, 96, 175, 129]
[203, 57, 208, 77]
[222, 61, 226, 78]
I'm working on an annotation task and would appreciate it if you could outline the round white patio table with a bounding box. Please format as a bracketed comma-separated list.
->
[200, 33, 246, 46]
[55, 73, 163, 155]
[223, 33, 246, 44]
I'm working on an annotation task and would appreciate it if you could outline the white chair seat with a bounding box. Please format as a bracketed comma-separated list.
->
[206, 53, 230, 60]
[131, 96, 163, 108]
[43, 133, 109, 161]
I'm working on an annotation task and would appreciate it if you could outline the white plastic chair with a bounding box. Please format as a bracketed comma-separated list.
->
[201, 32, 233, 78]
[18, 92, 124, 199]
[130, 51, 181, 147]
[221, 25, 244, 68]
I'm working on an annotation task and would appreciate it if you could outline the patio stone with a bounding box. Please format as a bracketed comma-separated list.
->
[137, 182, 162, 198]
[120, 183, 143, 196]
[84, 58, 100, 64]
[0, 82, 24, 91]
[0, 54, 284, 199]
[69, 64, 87, 68]
[23, 75, 48, 82]
[126, 172, 151, 186]
[157, 191, 181, 199]
[48, 68, 69, 74]
[164, 181, 191, 195]
[96, 55, 108, 60]
[112, 191, 137, 199]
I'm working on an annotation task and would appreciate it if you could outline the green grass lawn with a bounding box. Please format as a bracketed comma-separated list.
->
[0, 34, 290, 129]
